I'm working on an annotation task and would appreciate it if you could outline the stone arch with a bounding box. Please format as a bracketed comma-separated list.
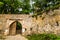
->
[4, 18, 29, 35]
[8, 20, 23, 35]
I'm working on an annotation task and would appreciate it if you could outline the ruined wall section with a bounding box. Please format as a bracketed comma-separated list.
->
[0, 9, 60, 35]
[33, 9, 60, 34]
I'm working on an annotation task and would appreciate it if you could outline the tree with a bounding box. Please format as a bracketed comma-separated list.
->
[21, 0, 31, 14]
[0, 0, 60, 15]
[0, 0, 31, 14]
[33, 0, 60, 16]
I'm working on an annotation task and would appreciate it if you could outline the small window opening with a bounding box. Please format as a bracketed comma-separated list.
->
[56, 21, 59, 26]
[42, 17, 45, 20]
[0, 30, 2, 34]
[30, 28, 32, 31]
[25, 28, 27, 31]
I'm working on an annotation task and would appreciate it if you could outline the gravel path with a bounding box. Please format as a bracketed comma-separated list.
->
[5, 34, 28, 40]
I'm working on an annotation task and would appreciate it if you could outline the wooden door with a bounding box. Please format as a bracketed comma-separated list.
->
[9, 21, 16, 35]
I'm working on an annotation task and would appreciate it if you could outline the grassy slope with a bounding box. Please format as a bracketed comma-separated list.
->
[27, 33, 60, 40]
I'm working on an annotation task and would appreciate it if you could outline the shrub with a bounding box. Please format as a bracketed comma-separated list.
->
[27, 33, 60, 40]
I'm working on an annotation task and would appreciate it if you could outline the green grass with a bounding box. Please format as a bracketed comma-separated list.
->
[27, 33, 60, 40]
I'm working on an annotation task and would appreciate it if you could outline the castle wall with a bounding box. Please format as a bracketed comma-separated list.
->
[0, 9, 60, 35]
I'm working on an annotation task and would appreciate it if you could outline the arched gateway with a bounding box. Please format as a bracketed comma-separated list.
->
[9, 21, 22, 35]
[5, 18, 23, 35]
[1, 14, 33, 36]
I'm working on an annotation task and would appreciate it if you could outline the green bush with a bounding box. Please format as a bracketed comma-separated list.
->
[27, 33, 60, 40]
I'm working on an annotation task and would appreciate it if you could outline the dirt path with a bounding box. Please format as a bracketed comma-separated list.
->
[5, 34, 28, 40]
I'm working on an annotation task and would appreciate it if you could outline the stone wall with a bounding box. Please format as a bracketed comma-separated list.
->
[32, 9, 60, 34]
[0, 9, 60, 35]
[0, 14, 33, 35]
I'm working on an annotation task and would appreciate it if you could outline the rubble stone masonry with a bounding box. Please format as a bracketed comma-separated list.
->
[0, 9, 60, 35]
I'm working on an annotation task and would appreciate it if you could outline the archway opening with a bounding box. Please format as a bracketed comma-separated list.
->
[9, 21, 22, 35]
[16, 21, 22, 34]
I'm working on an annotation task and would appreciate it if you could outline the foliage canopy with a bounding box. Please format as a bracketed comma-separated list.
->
[0, 0, 60, 15]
